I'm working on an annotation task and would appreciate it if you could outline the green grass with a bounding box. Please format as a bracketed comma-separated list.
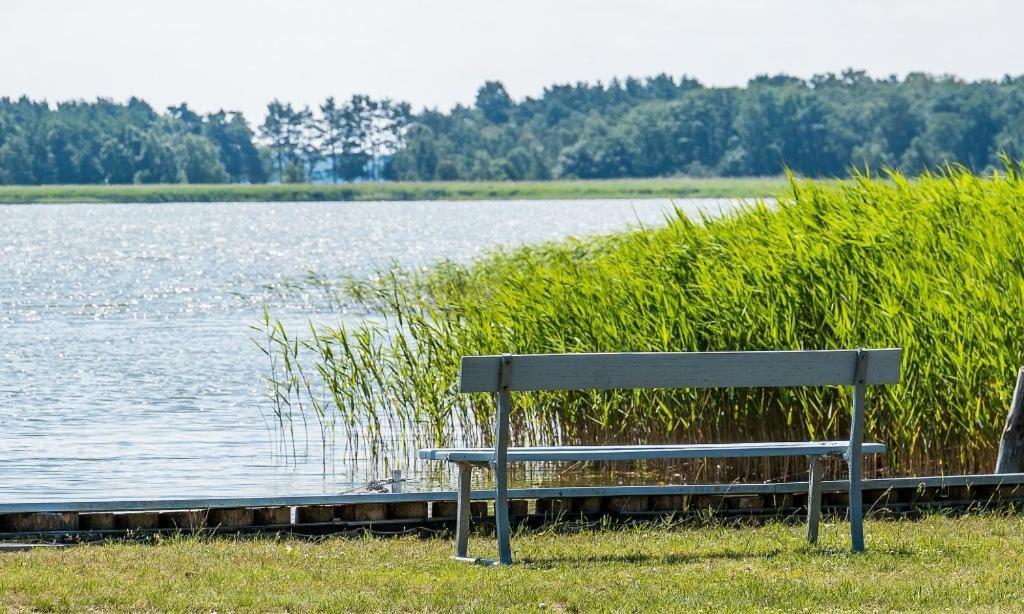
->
[2, 514, 1023, 611]
[261, 167, 1024, 478]
[0, 177, 792, 204]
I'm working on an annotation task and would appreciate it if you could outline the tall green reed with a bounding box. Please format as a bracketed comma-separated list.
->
[256, 166, 1024, 478]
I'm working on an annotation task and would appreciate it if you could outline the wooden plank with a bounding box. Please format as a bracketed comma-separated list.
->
[386, 502, 428, 520]
[572, 497, 604, 515]
[536, 498, 573, 518]
[337, 503, 387, 522]
[434, 500, 486, 519]
[606, 496, 650, 513]
[252, 507, 291, 526]
[208, 507, 254, 528]
[295, 506, 334, 523]
[508, 499, 529, 517]
[113, 511, 159, 530]
[3, 473, 1024, 515]
[996, 367, 1024, 473]
[420, 441, 884, 462]
[731, 495, 763, 511]
[0, 512, 78, 532]
[79, 513, 116, 531]
[158, 510, 207, 530]
[459, 349, 902, 392]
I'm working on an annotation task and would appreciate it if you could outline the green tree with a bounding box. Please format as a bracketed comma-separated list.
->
[2, 70, 1024, 185]
[475, 81, 513, 124]
[394, 124, 438, 180]
[259, 100, 301, 181]
[0, 133, 35, 184]
[338, 95, 374, 180]
[177, 133, 228, 183]
[204, 111, 266, 182]
[319, 97, 344, 183]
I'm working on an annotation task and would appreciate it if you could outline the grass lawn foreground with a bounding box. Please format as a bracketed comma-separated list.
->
[2, 513, 1023, 611]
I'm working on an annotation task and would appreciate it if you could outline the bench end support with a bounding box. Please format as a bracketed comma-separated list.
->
[807, 455, 824, 544]
[493, 355, 514, 565]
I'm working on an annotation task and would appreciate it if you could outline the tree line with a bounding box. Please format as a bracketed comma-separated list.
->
[2, 69, 1024, 185]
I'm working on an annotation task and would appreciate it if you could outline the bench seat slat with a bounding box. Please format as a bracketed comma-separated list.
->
[419, 441, 884, 462]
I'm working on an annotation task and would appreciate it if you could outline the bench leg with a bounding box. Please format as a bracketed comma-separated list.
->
[493, 367, 514, 565]
[455, 462, 472, 559]
[847, 454, 865, 552]
[493, 458, 512, 565]
[848, 360, 868, 553]
[807, 455, 823, 545]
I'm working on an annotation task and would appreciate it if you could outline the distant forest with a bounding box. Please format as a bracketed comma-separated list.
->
[3, 69, 1024, 185]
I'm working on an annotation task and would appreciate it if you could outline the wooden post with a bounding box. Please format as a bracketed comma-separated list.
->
[493, 355, 513, 565]
[996, 368, 1024, 474]
[846, 349, 869, 553]
[806, 455, 823, 544]
[454, 463, 472, 558]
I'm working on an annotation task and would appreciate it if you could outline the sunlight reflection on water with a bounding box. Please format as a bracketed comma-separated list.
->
[0, 198, 741, 501]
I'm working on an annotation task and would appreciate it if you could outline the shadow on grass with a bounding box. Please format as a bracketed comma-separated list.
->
[799, 543, 916, 557]
[521, 547, 783, 568]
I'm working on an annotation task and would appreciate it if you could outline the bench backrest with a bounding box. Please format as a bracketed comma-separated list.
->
[459, 349, 903, 393]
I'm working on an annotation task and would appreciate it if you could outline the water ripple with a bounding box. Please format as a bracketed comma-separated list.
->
[0, 198, 735, 501]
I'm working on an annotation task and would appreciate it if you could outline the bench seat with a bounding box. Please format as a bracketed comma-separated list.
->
[420, 441, 885, 463]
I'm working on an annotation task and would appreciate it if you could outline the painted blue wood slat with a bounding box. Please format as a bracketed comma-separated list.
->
[459, 349, 903, 392]
[420, 441, 885, 462]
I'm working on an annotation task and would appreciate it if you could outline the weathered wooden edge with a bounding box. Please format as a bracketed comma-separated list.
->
[4, 473, 1022, 514]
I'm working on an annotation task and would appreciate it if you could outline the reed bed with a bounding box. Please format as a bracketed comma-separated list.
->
[259, 166, 1024, 478]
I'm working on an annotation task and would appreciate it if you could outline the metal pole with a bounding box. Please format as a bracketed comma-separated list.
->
[807, 455, 823, 544]
[493, 355, 513, 565]
[846, 349, 869, 552]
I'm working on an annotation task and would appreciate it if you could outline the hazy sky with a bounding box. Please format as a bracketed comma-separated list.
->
[2, 0, 1021, 121]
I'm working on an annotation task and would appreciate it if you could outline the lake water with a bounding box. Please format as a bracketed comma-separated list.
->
[0, 198, 740, 502]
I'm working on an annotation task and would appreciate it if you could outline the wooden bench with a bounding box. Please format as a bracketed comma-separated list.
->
[419, 348, 903, 565]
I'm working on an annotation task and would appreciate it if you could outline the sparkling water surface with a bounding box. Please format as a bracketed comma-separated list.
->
[0, 198, 740, 501]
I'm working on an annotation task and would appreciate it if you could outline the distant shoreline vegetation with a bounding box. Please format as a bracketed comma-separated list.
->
[0, 177, 796, 204]
[2, 69, 1024, 188]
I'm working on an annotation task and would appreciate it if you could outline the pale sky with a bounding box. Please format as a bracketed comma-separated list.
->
[1, 0, 1021, 122]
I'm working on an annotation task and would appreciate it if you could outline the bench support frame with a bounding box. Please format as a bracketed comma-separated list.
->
[448, 348, 889, 564]
[493, 355, 513, 565]
[807, 454, 824, 544]
[846, 349, 869, 552]
[455, 462, 472, 558]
